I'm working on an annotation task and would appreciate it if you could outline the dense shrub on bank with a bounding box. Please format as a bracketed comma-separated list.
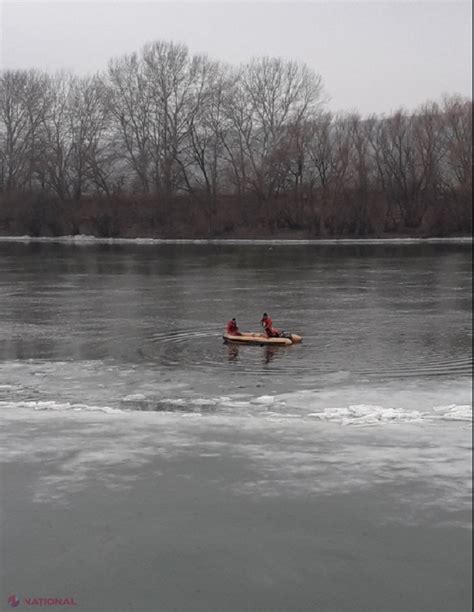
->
[0, 187, 470, 239]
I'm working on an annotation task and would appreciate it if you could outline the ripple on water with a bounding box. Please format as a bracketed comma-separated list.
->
[143, 326, 472, 381]
[145, 326, 305, 374]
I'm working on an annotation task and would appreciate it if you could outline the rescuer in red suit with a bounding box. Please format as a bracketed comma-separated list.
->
[226, 318, 242, 336]
[261, 313, 281, 338]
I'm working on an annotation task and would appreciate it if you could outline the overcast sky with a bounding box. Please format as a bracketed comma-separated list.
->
[1, 1, 471, 115]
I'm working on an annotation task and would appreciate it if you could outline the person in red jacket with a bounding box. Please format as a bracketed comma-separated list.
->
[261, 313, 280, 338]
[226, 318, 242, 336]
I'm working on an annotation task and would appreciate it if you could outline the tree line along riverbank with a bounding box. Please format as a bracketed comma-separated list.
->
[0, 41, 471, 239]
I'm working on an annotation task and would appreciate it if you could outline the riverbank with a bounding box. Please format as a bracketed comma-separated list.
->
[0, 185, 471, 242]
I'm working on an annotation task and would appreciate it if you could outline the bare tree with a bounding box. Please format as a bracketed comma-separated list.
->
[307, 113, 354, 234]
[0, 69, 50, 192]
[39, 72, 77, 200]
[68, 75, 112, 197]
[224, 57, 324, 226]
[177, 58, 231, 221]
[440, 95, 472, 193]
[108, 52, 153, 192]
[0, 42, 470, 239]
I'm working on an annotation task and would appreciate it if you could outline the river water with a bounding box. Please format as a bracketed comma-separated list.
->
[0, 239, 472, 611]
[0, 240, 471, 423]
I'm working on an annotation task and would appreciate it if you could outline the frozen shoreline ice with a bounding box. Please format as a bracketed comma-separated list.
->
[0, 234, 472, 246]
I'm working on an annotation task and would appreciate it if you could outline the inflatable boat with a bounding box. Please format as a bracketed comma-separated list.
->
[223, 332, 302, 346]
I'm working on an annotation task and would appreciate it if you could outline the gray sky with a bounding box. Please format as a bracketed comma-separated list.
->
[1, 1, 471, 115]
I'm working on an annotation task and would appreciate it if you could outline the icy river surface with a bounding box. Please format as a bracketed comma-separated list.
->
[0, 240, 472, 513]
[0, 239, 472, 611]
[1, 240, 471, 420]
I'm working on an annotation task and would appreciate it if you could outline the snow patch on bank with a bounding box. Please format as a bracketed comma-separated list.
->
[0, 234, 472, 246]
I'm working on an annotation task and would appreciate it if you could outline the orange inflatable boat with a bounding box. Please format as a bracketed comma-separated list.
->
[223, 332, 302, 346]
